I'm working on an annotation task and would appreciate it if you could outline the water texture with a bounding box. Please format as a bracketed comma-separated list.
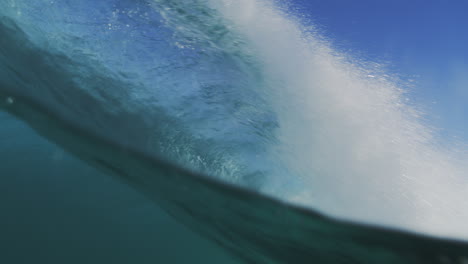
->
[1, 0, 468, 263]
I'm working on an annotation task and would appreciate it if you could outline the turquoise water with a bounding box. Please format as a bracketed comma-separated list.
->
[1, 0, 468, 263]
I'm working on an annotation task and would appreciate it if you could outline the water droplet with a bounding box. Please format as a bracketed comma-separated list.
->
[6, 97, 14, 105]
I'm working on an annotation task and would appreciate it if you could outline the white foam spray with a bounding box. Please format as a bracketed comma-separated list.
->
[209, 0, 468, 239]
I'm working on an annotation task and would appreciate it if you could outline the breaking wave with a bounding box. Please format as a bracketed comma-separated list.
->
[1, 1, 468, 260]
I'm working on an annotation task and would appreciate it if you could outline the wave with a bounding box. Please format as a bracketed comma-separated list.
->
[1, 0, 468, 262]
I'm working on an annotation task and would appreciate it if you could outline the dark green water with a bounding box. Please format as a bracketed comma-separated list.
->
[0, 112, 239, 264]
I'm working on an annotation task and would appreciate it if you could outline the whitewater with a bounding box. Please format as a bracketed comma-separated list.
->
[1, 0, 468, 242]
[209, 0, 468, 238]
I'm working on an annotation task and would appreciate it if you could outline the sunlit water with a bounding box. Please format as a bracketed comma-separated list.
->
[1, 0, 467, 240]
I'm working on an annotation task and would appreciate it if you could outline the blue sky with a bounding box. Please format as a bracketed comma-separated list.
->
[292, 0, 468, 143]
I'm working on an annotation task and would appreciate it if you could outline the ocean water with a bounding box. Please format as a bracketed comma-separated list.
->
[0, 111, 240, 264]
[1, 0, 468, 263]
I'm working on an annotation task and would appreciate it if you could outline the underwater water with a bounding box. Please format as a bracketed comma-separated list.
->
[0, 111, 240, 264]
[1, 0, 468, 263]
